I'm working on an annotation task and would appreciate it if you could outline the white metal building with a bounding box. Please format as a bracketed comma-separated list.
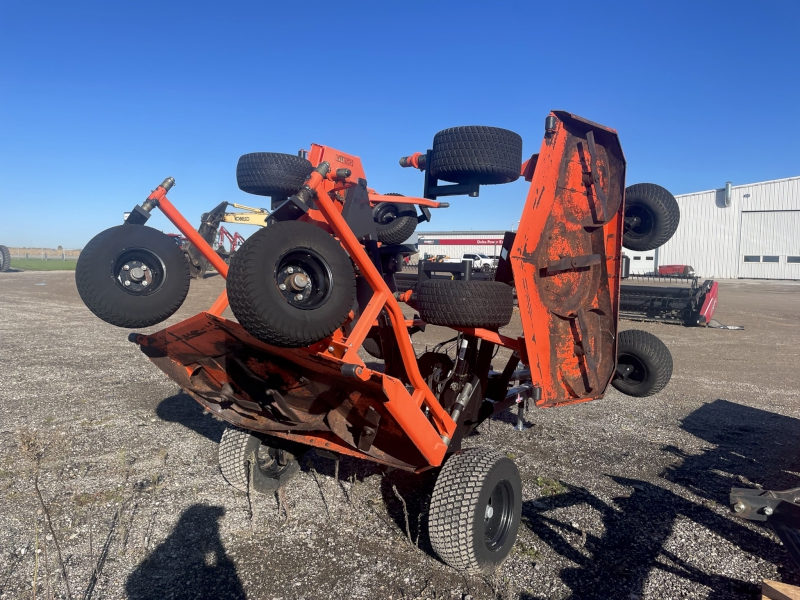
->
[418, 176, 800, 279]
[658, 175, 800, 279]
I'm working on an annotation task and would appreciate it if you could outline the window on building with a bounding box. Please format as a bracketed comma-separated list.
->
[763, 256, 780, 263]
[743, 256, 760, 262]
[788, 256, 800, 264]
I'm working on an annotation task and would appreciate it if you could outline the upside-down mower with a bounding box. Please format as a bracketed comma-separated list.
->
[76, 111, 677, 573]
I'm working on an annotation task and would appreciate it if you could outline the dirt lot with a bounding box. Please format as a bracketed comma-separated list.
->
[1, 271, 799, 599]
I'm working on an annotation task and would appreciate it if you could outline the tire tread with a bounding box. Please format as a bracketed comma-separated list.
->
[219, 428, 256, 492]
[417, 280, 513, 328]
[236, 153, 313, 198]
[429, 126, 522, 185]
[623, 183, 680, 251]
[0, 245, 11, 272]
[429, 448, 512, 573]
[612, 329, 673, 397]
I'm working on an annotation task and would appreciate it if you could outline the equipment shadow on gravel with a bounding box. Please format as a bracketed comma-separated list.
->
[521, 399, 800, 599]
[156, 392, 227, 443]
[125, 504, 245, 600]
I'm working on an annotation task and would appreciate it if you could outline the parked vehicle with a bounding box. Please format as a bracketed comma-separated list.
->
[442, 253, 497, 272]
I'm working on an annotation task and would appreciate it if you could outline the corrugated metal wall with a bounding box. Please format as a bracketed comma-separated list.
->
[658, 176, 800, 279]
[739, 211, 800, 279]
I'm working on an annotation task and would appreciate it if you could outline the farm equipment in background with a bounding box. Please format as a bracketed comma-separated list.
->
[215, 225, 245, 263]
[658, 264, 696, 277]
[619, 270, 719, 326]
[75, 111, 678, 574]
[176, 202, 269, 279]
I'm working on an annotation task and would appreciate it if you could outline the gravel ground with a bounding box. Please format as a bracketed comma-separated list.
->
[1, 271, 799, 600]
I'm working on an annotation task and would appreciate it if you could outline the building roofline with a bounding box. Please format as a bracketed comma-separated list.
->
[676, 175, 800, 197]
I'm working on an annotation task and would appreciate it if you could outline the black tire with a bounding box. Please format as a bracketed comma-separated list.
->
[429, 126, 522, 185]
[612, 329, 673, 397]
[374, 194, 418, 245]
[236, 152, 313, 198]
[75, 225, 190, 328]
[219, 428, 300, 494]
[227, 221, 356, 347]
[362, 327, 383, 359]
[0, 245, 11, 272]
[622, 183, 680, 251]
[429, 448, 522, 573]
[417, 280, 513, 329]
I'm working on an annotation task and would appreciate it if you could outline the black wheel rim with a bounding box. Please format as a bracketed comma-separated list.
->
[374, 203, 400, 225]
[113, 248, 167, 296]
[484, 479, 514, 552]
[274, 248, 333, 310]
[624, 204, 654, 240]
[617, 352, 648, 387]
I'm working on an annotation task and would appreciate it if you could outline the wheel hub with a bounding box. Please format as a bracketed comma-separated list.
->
[274, 248, 333, 310]
[624, 205, 654, 239]
[484, 480, 514, 552]
[374, 203, 399, 225]
[116, 256, 160, 294]
[616, 353, 648, 385]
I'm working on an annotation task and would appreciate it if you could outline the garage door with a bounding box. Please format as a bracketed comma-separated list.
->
[739, 211, 800, 279]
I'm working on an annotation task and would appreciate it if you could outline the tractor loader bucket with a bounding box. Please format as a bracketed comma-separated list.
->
[511, 112, 626, 407]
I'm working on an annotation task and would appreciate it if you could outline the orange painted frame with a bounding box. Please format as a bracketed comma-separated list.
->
[143, 161, 457, 467]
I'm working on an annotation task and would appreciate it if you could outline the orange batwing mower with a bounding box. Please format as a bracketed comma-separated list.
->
[76, 111, 677, 573]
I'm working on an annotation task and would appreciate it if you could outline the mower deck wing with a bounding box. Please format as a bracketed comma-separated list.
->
[511, 111, 626, 407]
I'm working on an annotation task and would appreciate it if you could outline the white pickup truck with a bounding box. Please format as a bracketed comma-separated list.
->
[442, 253, 498, 273]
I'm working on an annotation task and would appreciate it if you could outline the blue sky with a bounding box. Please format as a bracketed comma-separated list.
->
[1, 0, 798, 248]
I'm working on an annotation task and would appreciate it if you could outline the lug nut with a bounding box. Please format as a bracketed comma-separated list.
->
[142, 280, 148, 287]
[279, 283, 287, 290]
[141, 265, 147, 271]
[124, 281, 131, 287]
[123, 265, 130, 271]
[733, 502, 746, 513]
[295, 294, 303, 300]
[287, 267, 294, 274]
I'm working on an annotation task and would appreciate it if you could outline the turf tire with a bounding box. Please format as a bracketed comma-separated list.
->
[612, 329, 673, 397]
[219, 428, 300, 494]
[429, 448, 522, 573]
[417, 280, 513, 328]
[0, 245, 11, 272]
[362, 327, 383, 360]
[429, 126, 522, 185]
[374, 194, 418, 245]
[236, 152, 313, 198]
[227, 221, 356, 347]
[75, 224, 190, 328]
[623, 183, 680, 251]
